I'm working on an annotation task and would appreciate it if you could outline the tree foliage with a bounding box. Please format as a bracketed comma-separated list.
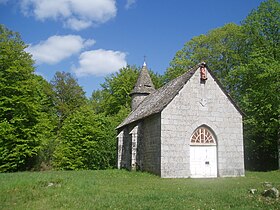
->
[33, 75, 57, 170]
[0, 25, 54, 172]
[228, 0, 280, 170]
[50, 71, 87, 126]
[53, 106, 118, 170]
[166, 23, 245, 87]
[91, 65, 139, 115]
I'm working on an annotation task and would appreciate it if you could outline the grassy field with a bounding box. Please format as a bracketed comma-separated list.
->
[0, 170, 279, 210]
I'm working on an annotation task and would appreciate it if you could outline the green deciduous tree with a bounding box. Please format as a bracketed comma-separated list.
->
[53, 106, 118, 170]
[228, 0, 280, 170]
[166, 23, 245, 88]
[33, 75, 57, 170]
[50, 71, 87, 126]
[0, 25, 54, 172]
[92, 65, 139, 115]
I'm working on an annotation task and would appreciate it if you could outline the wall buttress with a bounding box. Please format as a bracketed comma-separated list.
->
[130, 125, 139, 171]
[117, 130, 124, 169]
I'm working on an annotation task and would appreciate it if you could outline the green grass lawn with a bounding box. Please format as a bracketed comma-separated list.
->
[0, 170, 279, 210]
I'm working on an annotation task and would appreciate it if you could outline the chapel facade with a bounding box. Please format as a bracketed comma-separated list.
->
[116, 62, 245, 178]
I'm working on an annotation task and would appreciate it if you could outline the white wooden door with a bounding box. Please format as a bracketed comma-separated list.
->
[190, 146, 217, 178]
[190, 126, 217, 178]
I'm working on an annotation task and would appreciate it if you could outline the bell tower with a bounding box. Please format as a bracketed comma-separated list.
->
[130, 62, 155, 110]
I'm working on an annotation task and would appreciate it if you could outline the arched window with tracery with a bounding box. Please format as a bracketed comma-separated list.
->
[190, 127, 216, 145]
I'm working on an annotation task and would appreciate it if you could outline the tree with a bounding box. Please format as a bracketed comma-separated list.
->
[50, 71, 87, 126]
[228, 0, 280, 170]
[53, 105, 118, 170]
[165, 23, 245, 87]
[33, 75, 57, 170]
[0, 25, 53, 172]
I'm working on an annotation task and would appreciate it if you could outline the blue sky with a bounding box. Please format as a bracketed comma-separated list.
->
[0, 0, 265, 97]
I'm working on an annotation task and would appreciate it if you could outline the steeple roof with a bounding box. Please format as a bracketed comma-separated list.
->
[130, 63, 155, 95]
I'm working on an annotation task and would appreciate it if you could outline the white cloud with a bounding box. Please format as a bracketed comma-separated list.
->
[64, 18, 92, 31]
[73, 49, 127, 77]
[125, 0, 136, 9]
[26, 35, 95, 65]
[20, 0, 117, 30]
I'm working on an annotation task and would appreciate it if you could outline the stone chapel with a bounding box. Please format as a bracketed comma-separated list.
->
[116, 62, 245, 178]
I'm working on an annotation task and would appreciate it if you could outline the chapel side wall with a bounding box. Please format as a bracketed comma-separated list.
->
[141, 114, 161, 176]
[161, 68, 244, 178]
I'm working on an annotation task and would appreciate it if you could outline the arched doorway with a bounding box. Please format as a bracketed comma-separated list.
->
[190, 126, 217, 178]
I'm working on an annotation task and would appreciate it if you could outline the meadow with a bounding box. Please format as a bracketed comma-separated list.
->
[0, 170, 279, 209]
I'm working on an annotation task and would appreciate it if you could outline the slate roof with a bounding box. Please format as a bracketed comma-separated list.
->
[117, 62, 243, 130]
[130, 62, 155, 95]
[117, 64, 198, 129]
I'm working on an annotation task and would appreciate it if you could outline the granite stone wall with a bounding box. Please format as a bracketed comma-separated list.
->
[141, 114, 161, 175]
[161, 68, 244, 178]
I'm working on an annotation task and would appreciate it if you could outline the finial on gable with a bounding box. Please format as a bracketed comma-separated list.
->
[143, 61, 147, 67]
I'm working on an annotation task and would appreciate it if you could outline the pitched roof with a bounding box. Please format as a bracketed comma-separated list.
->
[130, 62, 155, 95]
[117, 64, 198, 129]
[117, 63, 243, 130]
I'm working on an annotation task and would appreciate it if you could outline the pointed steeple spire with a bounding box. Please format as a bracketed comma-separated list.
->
[130, 62, 155, 110]
[130, 62, 155, 96]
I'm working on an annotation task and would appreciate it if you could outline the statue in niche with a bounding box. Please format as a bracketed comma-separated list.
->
[200, 63, 207, 81]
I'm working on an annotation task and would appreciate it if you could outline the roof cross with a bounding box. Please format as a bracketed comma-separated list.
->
[143, 55, 147, 67]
